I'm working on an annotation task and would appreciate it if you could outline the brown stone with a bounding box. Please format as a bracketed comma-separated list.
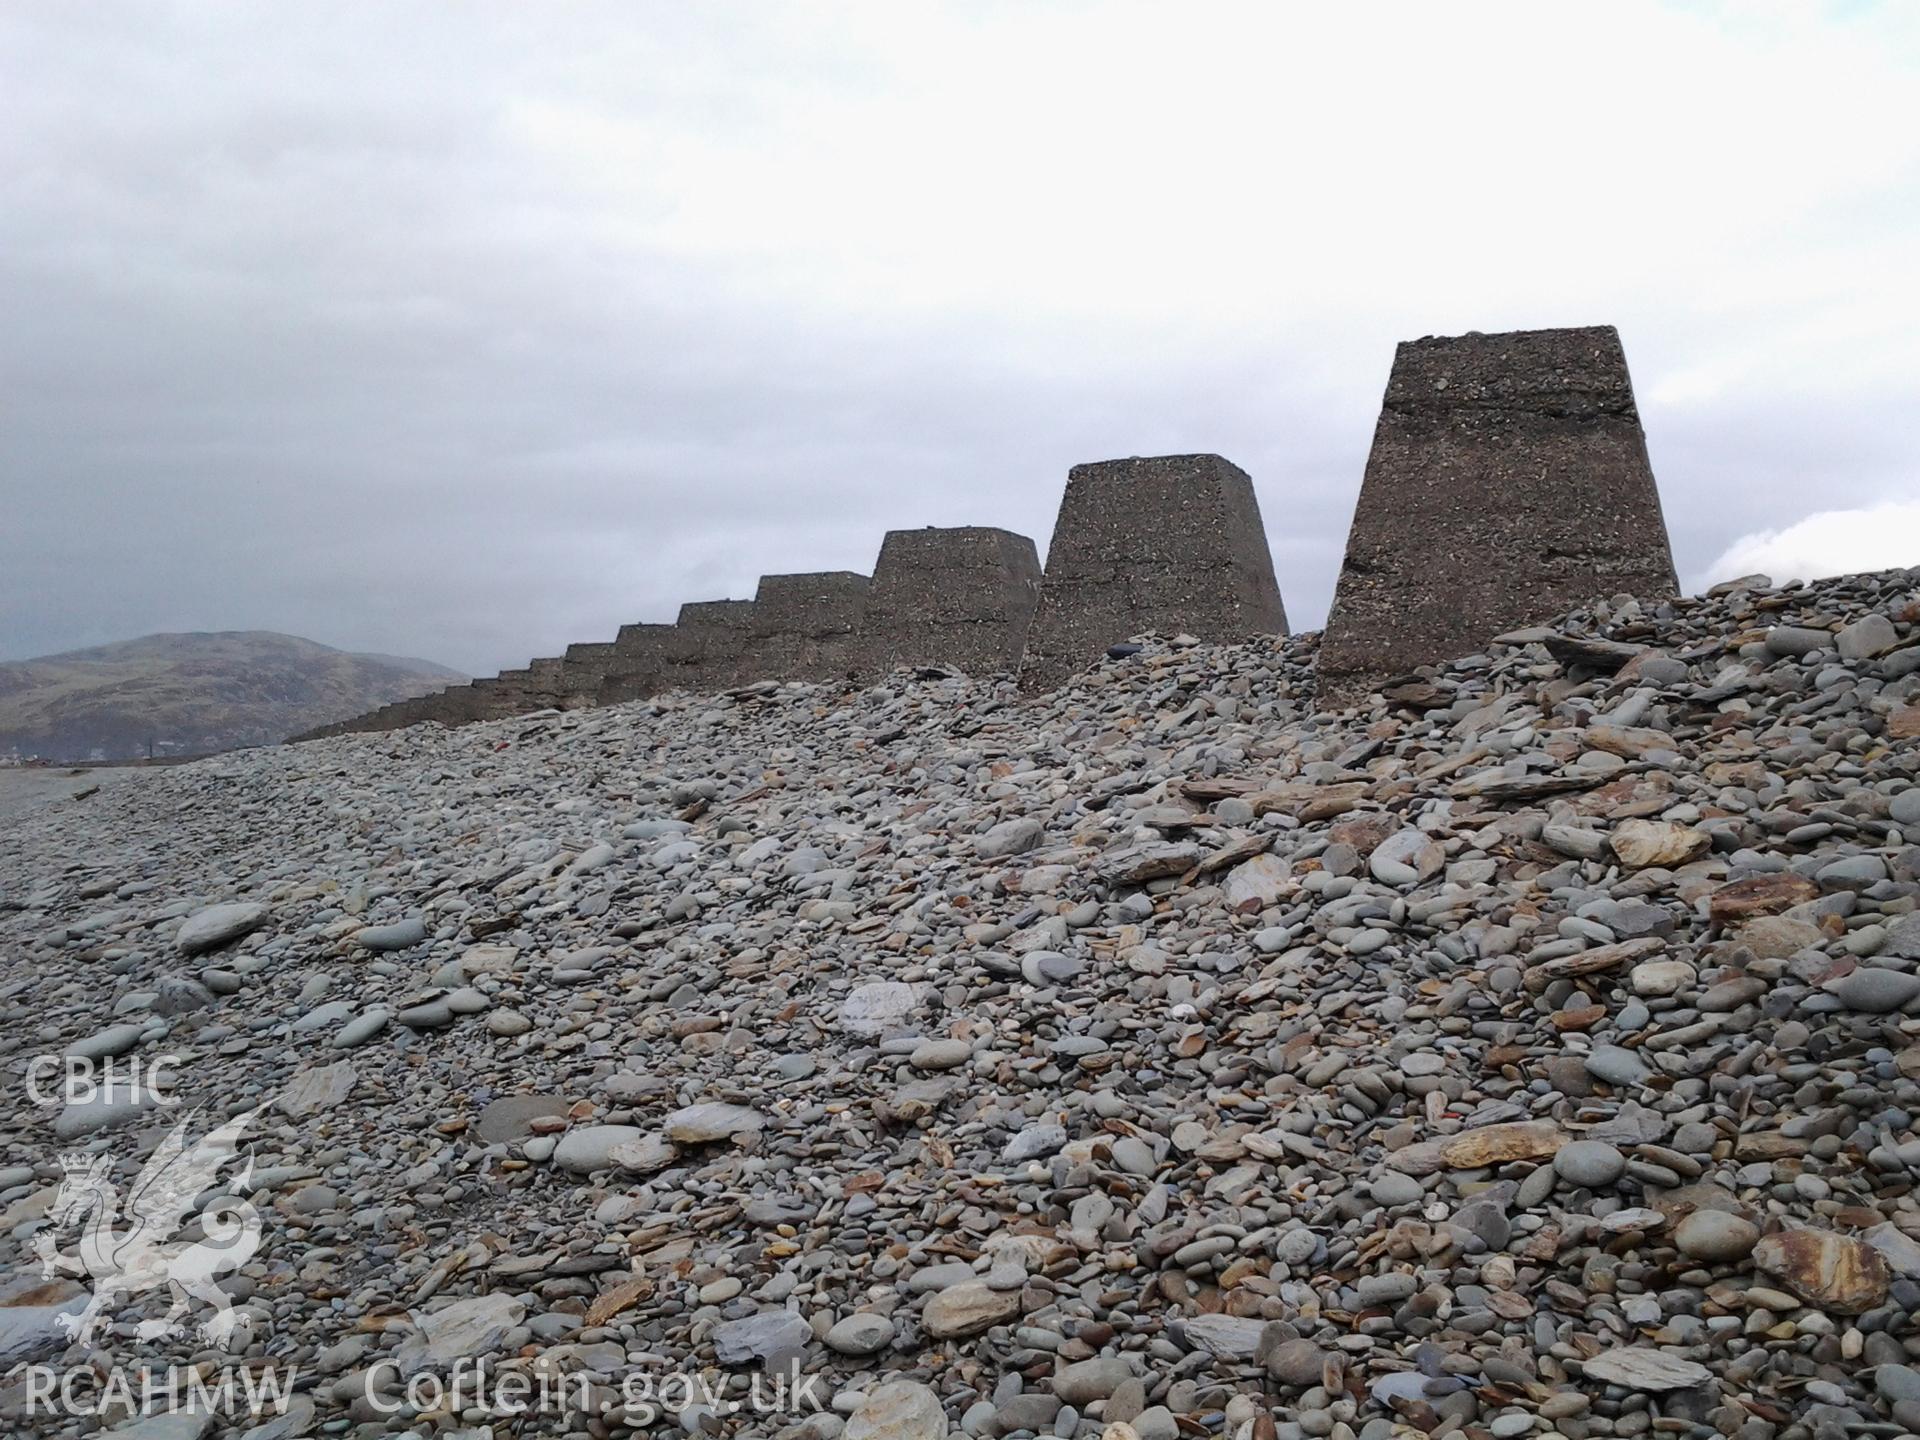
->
[1732, 916, 1826, 959]
[1385, 1121, 1569, 1176]
[1330, 814, 1400, 856]
[1524, 937, 1665, 989]
[923, 1281, 1021, 1338]
[1584, 726, 1682, 759]
[1888, 703, 1920, 740]
[1734, 1131, 1811, 1161]
[1752, 1228, 1890, 1314]
[1550, 1004, 1606, 1032]
[1250, 782, 1370, 821]
[1708, 873, 1819, 925]
[1573, 772, 1674, 818]
[1609, 819, 1710, 870]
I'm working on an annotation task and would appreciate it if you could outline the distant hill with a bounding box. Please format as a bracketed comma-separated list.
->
[0, 632, 465, 763]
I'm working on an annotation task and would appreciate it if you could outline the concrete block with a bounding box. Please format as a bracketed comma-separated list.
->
[559, 641, 617, 707]
[855, 526, 1041, 677]
[600, 623, 676, 705]
[1318, 325, 1677, 702]
[665, 600, 756, 691]
[1019, 454, 1287, 690]
[739, 572, 871, 684]
[425, 684, 490, 725]
[462, 676, 518, 722]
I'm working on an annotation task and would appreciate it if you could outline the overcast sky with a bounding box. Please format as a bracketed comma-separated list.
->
[4, 2, 1918, 675]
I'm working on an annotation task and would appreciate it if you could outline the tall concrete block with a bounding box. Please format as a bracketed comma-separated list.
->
[524, 657, 569, 709]
[464, 676, 517, 721]
[739, 572, 871, 683]
[1019, 454, 1288, 691]
[426, 684, 490, 725]
[487, 666, 542, 716]
[559, 641, 617, 707]
[1318, 325, 1678, 701]
[361, 700, 414, 733]
[665, 600, 757, 691]
[600, 622, 676, 705]
[855, 526, 1041, 677]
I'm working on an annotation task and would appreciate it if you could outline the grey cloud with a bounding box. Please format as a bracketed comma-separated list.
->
[5, 4, 1918, 673]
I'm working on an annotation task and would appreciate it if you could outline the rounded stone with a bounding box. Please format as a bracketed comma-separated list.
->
[1369, 1172, 1424, 1208]
[824, 1313, 896, 1357]
[175, 901, 268, 955]
[1553, 1140, 1626, 1188]
[1674, 1209, 1760, 1263]
[846, 1380, 948, 1440]
[909, 1038, 971, 1071]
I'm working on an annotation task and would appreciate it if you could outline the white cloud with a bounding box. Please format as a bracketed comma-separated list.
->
[1700, 501, 1920, 590]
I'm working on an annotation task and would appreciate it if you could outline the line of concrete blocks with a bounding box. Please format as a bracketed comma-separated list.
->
[291, 324, 1678, 742]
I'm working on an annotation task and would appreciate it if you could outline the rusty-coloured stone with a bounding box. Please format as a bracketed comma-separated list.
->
[1573, 771, 1675, 818]
[1583, 725, 1680, 759]
[1250, 782, 1370, 821]
[1752, 1227, 1890, 1314]
[923, 1281, 1022, 1338]
[1386, 1121, 1569, 1176]
[1733, 916, 1828, 959]
[1708, 873, 1819, 925]
[1734, 1131, 1812, 1161]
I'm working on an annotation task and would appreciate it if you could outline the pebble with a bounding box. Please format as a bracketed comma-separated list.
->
[845, 1381, 948, 1440]
[352, 916, 428, 951]
[1674, 1209, 1761, 1262]
[1584, 1044, 1650, 1087]
[711, 1308, 813, 1364]
[824, 1312, 896, 1356]
[1824, 967, 1920, 1013]
[909, 1037, 971, 1070]
[1369, 1172, 1424, 1208]
[174, 900, 268, 954]
[552, 1124, 646, 1173]
[1553, 1139, 1626, 1188]
[923, 1282, 1020, 1338]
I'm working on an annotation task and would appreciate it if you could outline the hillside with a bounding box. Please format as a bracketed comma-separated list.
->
[0, 567, 1916, 1434]
[0, 631, 463, 762]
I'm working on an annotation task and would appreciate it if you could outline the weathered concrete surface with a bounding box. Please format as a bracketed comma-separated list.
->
[599, 623, 675, 705]
[664, 601, 756, 692]
[291, 679, 497, 740]
[477, 663, 568, 719]
[461, 677, 515, 723]
[855, 527, 1041, 677]
[485, 667, 546, 718]
[559, 642, 617, 708]
[739, 572, 871, 684]
[1318, 325, 1677, 702]
[423, 684, 490, 725]
[1020, 455, 1287, 691]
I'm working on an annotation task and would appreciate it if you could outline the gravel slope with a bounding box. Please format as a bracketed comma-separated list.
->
[2, 567, 1918, 1440]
